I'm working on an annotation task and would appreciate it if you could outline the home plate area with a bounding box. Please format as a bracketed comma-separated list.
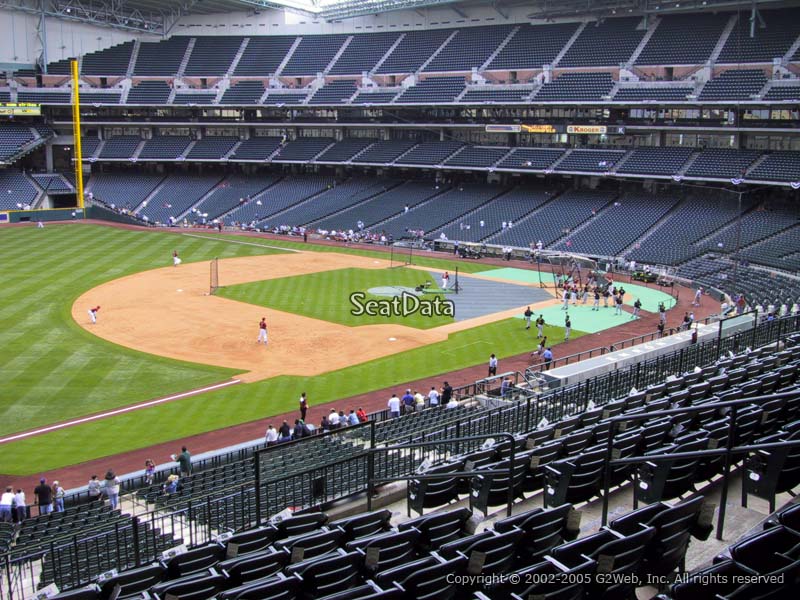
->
[425, 271, 553, 321]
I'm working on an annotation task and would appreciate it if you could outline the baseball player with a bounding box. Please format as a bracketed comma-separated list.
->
[172, 250, 182, 267]
[523, 306, 533, 329]
[693, 287, 703, 307]
[536, 315, 545, 338]
[88, 306, 100, 324]
[442, 271, 450, 290]
[257, 318, 268, 345]
[564, 315, 572, 341]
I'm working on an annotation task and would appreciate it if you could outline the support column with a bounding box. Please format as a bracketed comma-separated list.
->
[37, 0, 49, 74]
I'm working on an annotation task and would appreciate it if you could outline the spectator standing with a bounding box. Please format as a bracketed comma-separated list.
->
[34, 478, 52, 515]
[441, 382, 453, 405]
[0, 487, 13, 522]
[488, 354, 498, 376]
[414, 390, 426, 412]
[402, 389, 415, 415]
[265, 424, 278, 446]
[103, 471, 121, 510]
[348, 410, 359, 426]
[388, 394, 401, 418]
[278, 420, 292, 441]
[356, 407, 368, 422]
[657, 321, 665, 338]
[52, 481, 65, 512]
[299, 393, 308, 421]
[14, 489, 26, 523]
[87, 475, 103, 504]
[176, 447, 192, 477]
[542, 348, 554, 370]
[328, 409, 341, 429]
[500, 377, 512, 398]
[144, 459, 155, 485]
[428, 387, 440, 407]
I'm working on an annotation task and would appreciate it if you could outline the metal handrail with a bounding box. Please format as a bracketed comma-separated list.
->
[365, 432, 517, 517]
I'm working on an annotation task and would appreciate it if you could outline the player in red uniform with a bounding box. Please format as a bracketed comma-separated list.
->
[257, 318, 268, 345]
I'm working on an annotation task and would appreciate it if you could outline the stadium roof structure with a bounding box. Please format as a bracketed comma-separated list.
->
[0, 0, 794, 33]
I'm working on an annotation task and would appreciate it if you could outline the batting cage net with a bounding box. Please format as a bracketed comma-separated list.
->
[210, 257, 219, 294]
[533, 251, 599, 289]
[389, 241, 418, 268]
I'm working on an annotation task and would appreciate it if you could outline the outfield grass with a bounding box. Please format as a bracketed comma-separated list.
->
[196, 233, 493, 274]
[218, 267, 453, 329]
[0, 224, 284, 437]
[1, 317, 580, 475]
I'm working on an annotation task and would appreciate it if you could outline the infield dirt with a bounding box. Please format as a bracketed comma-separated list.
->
[72, 251, 556, 383]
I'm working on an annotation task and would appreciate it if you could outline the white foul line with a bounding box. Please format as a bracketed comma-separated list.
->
[0, 379, 241, 445]
[181, 233, 303, 253]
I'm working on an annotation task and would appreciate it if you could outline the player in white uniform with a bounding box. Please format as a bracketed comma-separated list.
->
[88, 306, 100, 324]
[173, 250, 182, 267]
[257, 318, 268, 344]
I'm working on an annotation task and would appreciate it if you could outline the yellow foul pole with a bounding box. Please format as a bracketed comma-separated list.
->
[71, 59, 85, 211]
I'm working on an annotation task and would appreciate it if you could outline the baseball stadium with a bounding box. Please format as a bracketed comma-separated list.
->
[1, 0, 800, 598]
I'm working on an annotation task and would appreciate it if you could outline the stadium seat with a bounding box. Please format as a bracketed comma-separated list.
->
[493, 503, 580, 565]
[329, 509, 393, 542]
[217, 549, 290, 587]
[550, 525, 657, 599]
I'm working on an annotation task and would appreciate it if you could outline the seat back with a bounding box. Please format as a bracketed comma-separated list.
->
[149, 573, 227, 600]
[225, 526, 278, 556]
[397, 507, 472, 550]
[729, 525, 800, 574]
[50, 588, 100, 600]
[641, 497, 709, 576]
[285, 551, 362, 597]
[457, 529, 524, 575]
[408, 461, 462, 515]
[329, 510, 392, 542]
[218, 549, 290, 587]
[544, 448, 605, 507]
[372, 555, 439, 589]
[345, 529, 421, 573]
[217, 574, 300, 600]
[274, 529, 344, 561]
[273, 512, 329, 539]
[99, 563, 166, 599]
[667, 559, 752, 600]
[495, 503, 579, 563]
[317, 582, 402, 600]
[376, 556, 466, 600]
[469, 459, 528, 516]
[507, 557, 594, 600]
[164, 544, 225, 579]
